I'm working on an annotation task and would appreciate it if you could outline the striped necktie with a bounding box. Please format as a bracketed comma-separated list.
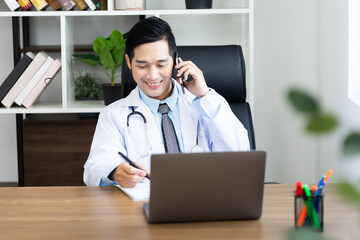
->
[158, 103, 180, 153]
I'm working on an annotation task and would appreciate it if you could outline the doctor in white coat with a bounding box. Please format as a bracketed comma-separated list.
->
[84, 17, 250, 187]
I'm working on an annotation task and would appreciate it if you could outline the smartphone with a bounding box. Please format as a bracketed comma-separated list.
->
[175, 53, 185, 94]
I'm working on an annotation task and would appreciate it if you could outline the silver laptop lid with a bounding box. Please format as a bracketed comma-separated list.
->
[144, 151, 266, 223]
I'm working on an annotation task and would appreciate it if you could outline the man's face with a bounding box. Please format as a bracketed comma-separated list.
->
[126, 40, 174, 100]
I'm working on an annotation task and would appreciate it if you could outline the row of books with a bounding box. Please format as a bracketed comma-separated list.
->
[0, 52, 62, 109]
[4, 0, 107, 11]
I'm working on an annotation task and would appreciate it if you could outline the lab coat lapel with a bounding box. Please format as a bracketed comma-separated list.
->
[178, 96, 198, 153]
[138, 104, 165, 154]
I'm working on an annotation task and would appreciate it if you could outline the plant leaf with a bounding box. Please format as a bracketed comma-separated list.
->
[343, 132, 360, 156]
[306, 113, 338, 133]
[110, 29, 124, 47]
[98, 48, 115, 70]
[72, 54, 100, 67]
[105, 38, 114, 51]
[287, 228, 327, 240]
[288, 89, 319, 114]
[337, 182, 360, 207]
[93, 37, 107, 55]
[112, 46, 125, 65]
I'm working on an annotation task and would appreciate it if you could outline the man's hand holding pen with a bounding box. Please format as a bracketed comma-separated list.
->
[111, 152, 150, 188]
[110, 162, 150, 188]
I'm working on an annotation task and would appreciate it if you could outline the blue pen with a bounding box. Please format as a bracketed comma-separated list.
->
[313, 175, 325, 212]
[315, 175, 325, 197]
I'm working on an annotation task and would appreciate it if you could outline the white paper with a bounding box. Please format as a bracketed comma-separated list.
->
[116, 180, 150, 201]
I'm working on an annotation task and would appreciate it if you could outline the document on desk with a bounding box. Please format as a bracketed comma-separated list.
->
[116, 180, 150, 202]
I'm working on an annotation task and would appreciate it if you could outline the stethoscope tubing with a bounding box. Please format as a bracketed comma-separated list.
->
[127, 106, 147, 127]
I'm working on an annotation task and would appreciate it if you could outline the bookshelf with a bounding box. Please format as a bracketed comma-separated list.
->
[0, 2, 254, 114]
[0, 0, 254, 185]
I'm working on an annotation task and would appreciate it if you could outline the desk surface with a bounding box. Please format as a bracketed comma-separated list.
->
[0, 184, 358, 240]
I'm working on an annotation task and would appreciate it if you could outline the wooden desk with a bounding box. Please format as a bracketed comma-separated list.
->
[0, 185, 358, 240]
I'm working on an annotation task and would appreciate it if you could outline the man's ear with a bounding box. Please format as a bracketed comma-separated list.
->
[125, 54, 131, 70]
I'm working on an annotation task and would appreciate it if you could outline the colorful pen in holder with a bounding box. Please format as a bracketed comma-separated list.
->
[294, 169, 331, 231]
[294, 187, 324, 231]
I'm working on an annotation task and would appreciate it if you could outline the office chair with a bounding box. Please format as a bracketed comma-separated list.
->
[121, 45, 256, 149]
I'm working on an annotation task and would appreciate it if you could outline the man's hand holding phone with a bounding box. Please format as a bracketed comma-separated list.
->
[175, 57, 210, 98]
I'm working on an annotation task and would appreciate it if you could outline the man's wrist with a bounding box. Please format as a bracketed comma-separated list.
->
[196, 88, 210, 98]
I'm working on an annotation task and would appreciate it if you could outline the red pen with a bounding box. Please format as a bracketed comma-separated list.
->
[295, 181, 303, 196]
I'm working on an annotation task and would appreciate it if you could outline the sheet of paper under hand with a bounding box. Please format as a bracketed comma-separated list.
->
[116, 180, 150, 202]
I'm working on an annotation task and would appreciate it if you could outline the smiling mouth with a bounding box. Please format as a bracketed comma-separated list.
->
[145, 80, 163, 88]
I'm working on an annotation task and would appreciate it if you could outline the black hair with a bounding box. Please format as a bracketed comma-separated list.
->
[125, 17, 177, 63]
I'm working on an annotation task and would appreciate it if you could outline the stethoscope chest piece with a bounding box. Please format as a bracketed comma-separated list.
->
[191, 145, 204, 153]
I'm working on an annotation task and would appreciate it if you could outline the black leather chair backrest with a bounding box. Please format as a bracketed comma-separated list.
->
[121, 45, 256, 149]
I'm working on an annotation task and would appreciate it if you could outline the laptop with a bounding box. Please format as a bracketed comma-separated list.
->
[143, 151, 266, 223]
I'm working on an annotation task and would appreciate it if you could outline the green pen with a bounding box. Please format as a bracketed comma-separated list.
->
[302, 184, 321, 229]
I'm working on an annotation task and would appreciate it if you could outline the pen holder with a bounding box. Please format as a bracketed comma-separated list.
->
[294, 192, 324, 231]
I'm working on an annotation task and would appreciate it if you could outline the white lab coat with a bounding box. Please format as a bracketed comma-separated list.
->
[84, 82, 250, 186]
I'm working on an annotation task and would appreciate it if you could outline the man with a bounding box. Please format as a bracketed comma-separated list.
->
[84, 17, 250, 187]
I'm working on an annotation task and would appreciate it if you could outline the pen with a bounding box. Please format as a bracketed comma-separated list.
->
[315, 169, 332, 196]
[324, 169, 333, 184]
[302, 184, 320, 229]
[295, 181, 308, 227]
[295, 181, 303, 197]
[118, 151, 151, 180]
[296, 181, 307, 227]
[311, 185, 318, 196]
[296, 206, 308, 227]
[314, 175, 325, 197]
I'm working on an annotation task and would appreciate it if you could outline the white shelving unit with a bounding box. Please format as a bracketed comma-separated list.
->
[0, 1, 254, 114]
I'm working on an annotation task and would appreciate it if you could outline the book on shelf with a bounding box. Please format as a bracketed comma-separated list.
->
[57, 0, 75, 10]
[1, 52, 48, 108]
[22, 59, 62, 109]
[30, 0, 49, 10]
[4, 0, 21, 11]
[92, 0, 100, 10]
[0, 52, 35, 103]
[17, 0, 33, 10]
[15, 56, 54, 106]
[83, 0, 95, 10]
[114, 0, 126, 10]
[73, 0, 88, 10]
[100, 0, 107, 10]
[46, 0, 61, 10]
[92, 0, 106, 10]
[126, 0, 144, 10]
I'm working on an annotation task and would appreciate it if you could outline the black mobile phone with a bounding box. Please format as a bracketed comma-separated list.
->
[174, 53, 185, 94]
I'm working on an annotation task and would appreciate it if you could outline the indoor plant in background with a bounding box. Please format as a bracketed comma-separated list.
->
[286, 88, 360, 239]
[73, 71, 101, 100]
[73, 29, 126, 105]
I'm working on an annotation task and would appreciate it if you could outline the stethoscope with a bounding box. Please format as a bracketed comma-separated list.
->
[127, 106, 146, 127]
[126, 106, 204, 157]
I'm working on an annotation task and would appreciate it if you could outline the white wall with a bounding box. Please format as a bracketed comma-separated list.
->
[254, 0, 319, 183]
[0, 0, 350, 184]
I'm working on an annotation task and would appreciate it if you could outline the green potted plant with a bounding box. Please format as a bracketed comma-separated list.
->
[73, 29, 126, 105]
[73, 71, 101, 100]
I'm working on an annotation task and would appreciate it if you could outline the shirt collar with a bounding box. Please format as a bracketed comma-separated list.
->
[138, 79, 179, 114]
